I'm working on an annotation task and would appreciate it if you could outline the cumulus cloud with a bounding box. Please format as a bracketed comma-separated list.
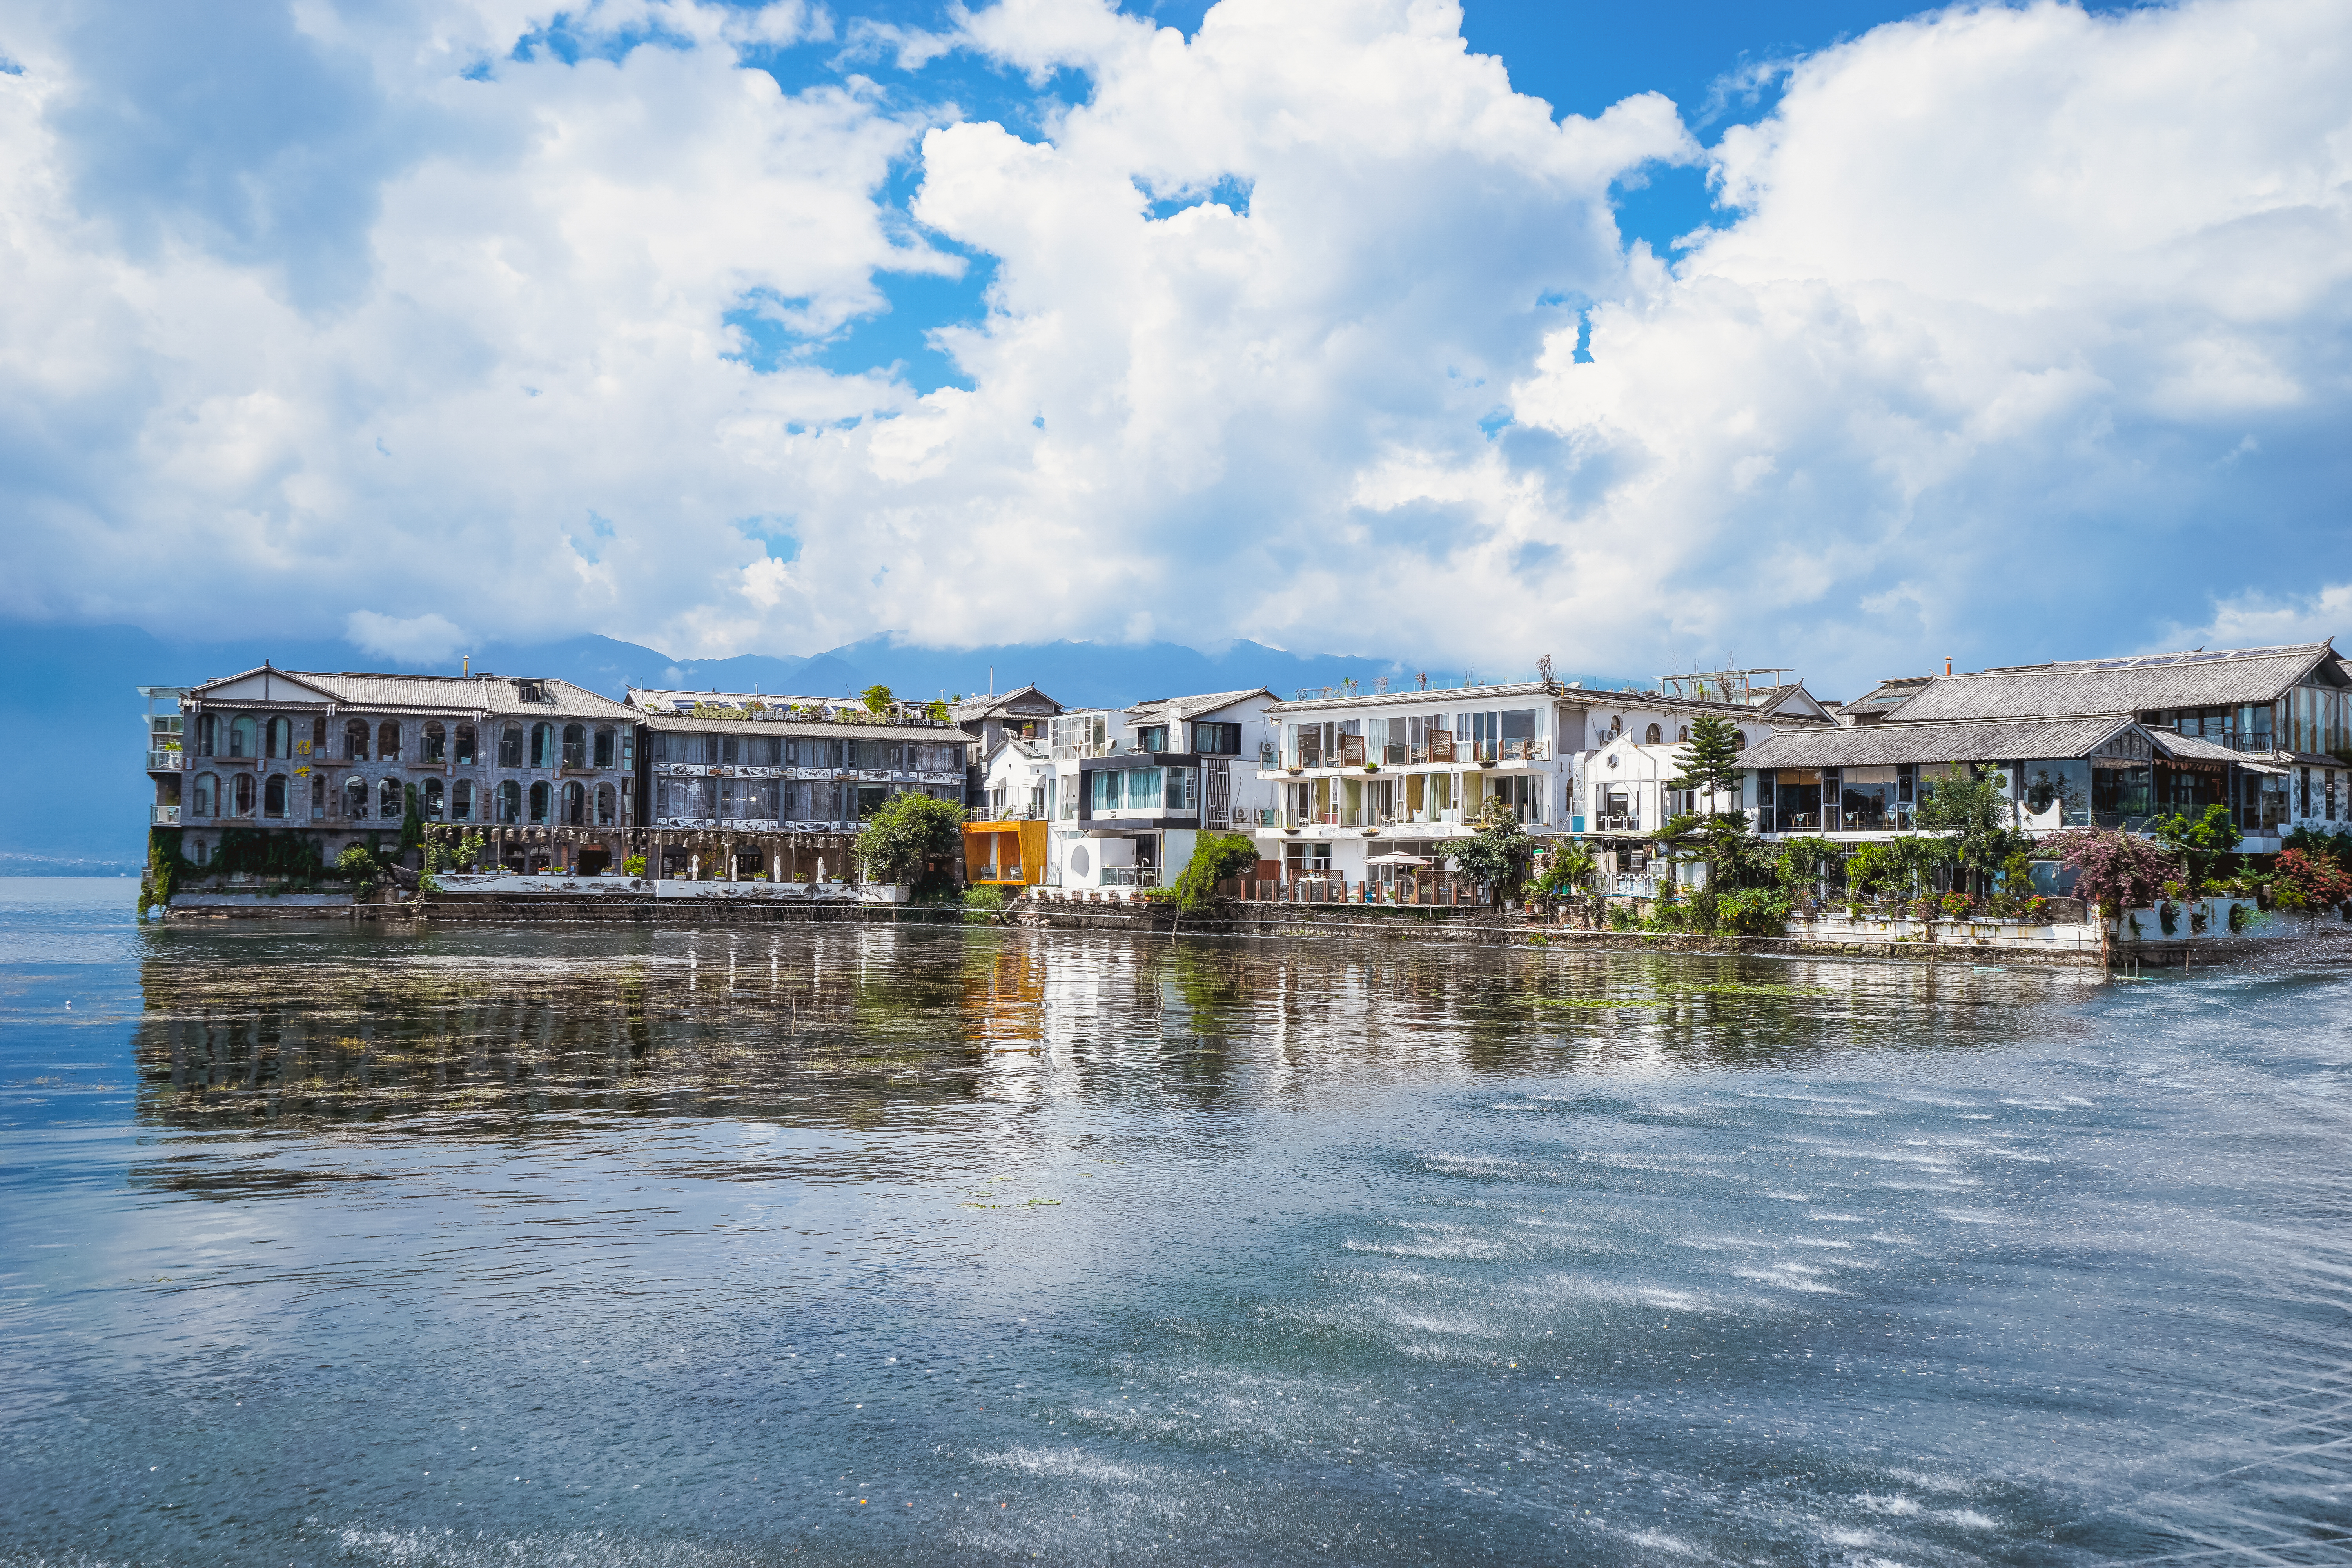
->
[0, 0, 2345, 692]
[346, 609, 468, 664]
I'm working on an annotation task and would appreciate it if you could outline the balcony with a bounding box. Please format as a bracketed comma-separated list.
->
[969, 806, 1048, 822]
[151, 805, 181, 824]
[1098, 866, 1160, 887]
[147, 750, 182, 771]
[1589, 811, 1642, 832]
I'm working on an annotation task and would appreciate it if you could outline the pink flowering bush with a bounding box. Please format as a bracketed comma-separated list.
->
[2047, 828, 2182, 917]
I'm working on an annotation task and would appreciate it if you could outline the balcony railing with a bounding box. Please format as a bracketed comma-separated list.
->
[968, 806, 1047, 822]
[1589, 811, 1641, 832]
[1098, 866, 1160, 887]
[147, 750, 182, 770]
[151, 805, 181, 824]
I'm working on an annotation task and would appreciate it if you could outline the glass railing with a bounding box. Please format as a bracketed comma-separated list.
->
[150, 805, 181, 824]
[1098, 866, 1160, 887]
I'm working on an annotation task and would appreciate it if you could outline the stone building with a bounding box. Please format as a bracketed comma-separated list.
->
[160, 664, 642, 874]
[628, 688, 968, 880]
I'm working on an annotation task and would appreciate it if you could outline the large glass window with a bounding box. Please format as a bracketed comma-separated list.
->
[263, 775, 288, 818]
[232, 774, 255, 815]
[192, 774, 216, 816]
[530, 723, 553, 768]
[720, 779, 777, 820]
[452, 779, 473, 821]
[563, 724, 587, 769]
[594, 727, 615, 767]
[1771, 768, 1822, 831]
[528, 780, 551, 822]
[229, 715, 256, 758]
[1125, 768, 1165, 809]
[1191, 722, 1242, 755]
[2092, 763, 2152, 825]
[658, 777, 713, 820]
[377, 721, 401, 761]
[2020, 760, 2091, 828]
[267, 717, 292, 758]
[1840, 765, 1896, 828]
[1089, 771, 1122, 812]
[499, 726, 523, 767]
[497, 780, 521, 824]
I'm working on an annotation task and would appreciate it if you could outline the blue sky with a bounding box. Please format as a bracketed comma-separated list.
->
[0, 0, 2343, 699]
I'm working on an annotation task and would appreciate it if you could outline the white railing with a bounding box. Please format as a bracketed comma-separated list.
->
[1098, 866, 1160, 887]
[151, 805, 181, 824]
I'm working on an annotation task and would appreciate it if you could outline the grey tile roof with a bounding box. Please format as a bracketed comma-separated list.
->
[2149, 729, 2290, 773]
[1125, 688, 1271, 720]
[645, 717, 965, 742]
[1893, 643, 2335, 722]
[1742, 716, 2138, 768]
[191, 666, 638, 719]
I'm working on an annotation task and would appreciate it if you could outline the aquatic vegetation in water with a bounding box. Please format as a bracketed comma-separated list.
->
[1537, 981, 1838, 1009]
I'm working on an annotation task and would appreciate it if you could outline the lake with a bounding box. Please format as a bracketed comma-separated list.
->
[3, 878, 2347, 1564]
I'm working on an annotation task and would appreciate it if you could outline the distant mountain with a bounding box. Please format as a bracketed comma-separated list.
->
[0, 621, 1624, 871]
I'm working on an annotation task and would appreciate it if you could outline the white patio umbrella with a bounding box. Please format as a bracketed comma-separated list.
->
[1366, 851, 1433, 867]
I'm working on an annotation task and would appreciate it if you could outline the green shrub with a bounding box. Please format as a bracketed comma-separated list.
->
[962, 885, 1007, 924]
[1715, 887, 1792, 936]
[1171, 831, 1259, 912]
[624, 855, 647, 877]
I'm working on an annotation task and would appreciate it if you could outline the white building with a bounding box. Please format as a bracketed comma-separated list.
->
[1042, 688, 1280, 891]
[1252, 671, 1835, 893]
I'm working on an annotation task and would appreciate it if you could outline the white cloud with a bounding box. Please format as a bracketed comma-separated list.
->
[0, 0, 2346, 694]
[346, 609, 469, 664]
[2166, 583, 2352, 652]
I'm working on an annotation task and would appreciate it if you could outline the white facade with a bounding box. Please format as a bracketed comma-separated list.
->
[1042, 690, 1281, 891]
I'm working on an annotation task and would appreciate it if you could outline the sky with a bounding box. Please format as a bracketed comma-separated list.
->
[2, 0, 2347, 700]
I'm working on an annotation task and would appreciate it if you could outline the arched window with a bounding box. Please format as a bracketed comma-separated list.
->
[380, 778, 404, 820]
[229, 715, 256, 758]
[311, 775, 325, 814]
[232, 773, 255, 815]
[1734, 730, 1748, 751]
[529, 780, 552, 822]
[345, 775, 368, 818]
[346, 719, 370, 759]
[1678, 725, 1690, 742]
[267, 717, 292, 758]
[1645, 723, 1662, 744]
[455, 724, 475, 765]
[423, 722, 446, 762]
[530, 722, 554, 768]
[263, 775, 288, 818]
[561, 780, 585, 824]
[499, 726, 523, 767]
[422, 779, 445, 820]
[196, 715, 217, 757]
[377, 721, 401, 762]
[562, 724, 586, 769]
[452, 779, 474, 822]
[497, 780, 521, 824]
[193, 774, 217, 816]
[595, 782, 615, 826]
[593, 726, 615, 767]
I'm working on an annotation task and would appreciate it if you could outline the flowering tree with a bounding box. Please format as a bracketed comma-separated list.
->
[2271, 848, 2352, 913]
[2048, 828, 2181, 919]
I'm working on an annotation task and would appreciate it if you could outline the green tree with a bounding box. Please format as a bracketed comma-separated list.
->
[1452, 802, 1535, 905]
[1666, 714, 1746, 811]
[399, 784, 425, 860]
[859, 792, 964, 894]
[860, 684, 895, 715]
[2151, 803, 2242, 897]
[1915, 767, 2029, 895]
[1170, 832, 1259, 912]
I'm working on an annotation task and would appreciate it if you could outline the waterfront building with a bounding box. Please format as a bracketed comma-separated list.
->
[158, 664, 642, 874]
[628, 687, 968, 880]
[948, 684, 1064, 808]
[992, 688, 1278, 893]
[1254, 671, 1833, 894]
[1737, 640, 2347, 851]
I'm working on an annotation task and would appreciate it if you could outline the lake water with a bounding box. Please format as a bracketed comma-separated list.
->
[3, 878, 2348, 1565]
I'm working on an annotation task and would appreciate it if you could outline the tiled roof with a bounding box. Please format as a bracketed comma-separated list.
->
[1893, 643, 2335, 722]
[191, 666, 637, 718]
[1741, 716, 2138, 768]
[645, 717, 965, 742]
[1125, 688, 1271, 720]
[2149, 729, 2290, 774]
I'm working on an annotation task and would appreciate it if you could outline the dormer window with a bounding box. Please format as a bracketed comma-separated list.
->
[515, 679, 548, 704]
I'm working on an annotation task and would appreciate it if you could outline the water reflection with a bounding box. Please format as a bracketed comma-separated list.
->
[4, 889, 2343, 1566]
[132, 929, 2087, 1140]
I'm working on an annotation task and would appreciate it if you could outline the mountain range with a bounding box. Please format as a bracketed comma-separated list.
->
[5, 622, 1625, 873]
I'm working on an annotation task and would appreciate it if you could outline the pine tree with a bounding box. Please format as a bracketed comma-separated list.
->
[1667, 714, 1745, 815]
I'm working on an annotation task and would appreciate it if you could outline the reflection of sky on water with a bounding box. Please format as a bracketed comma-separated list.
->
[4, 880, 2350, 1564]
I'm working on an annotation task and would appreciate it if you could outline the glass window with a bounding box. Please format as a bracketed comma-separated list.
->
[423, 778, 445, 819]
[1771, 768, 1822, 830]
[2092, 763, 2152, 825]
[229, 715, 256, 758]
[192, 774, 216, 816]
[594, 727, 615, 767]
[423, 722, 446, 762]
[1191, 722, 1241, 755]
[452, 779, 473, 821]
[345, 719, 369, 760]
[497, 780, 521, 824]
[380, 778, 404, 819]
[529, 780, 551, 822]
[1137, 725, 1169, 752]
[530, 723, 554, 768]
[563, 724, 586, 769]
[561, 780, 584, 824]
[345, 775, 367, 818]
[267, 717, 292, 758]
[2020, 760, 2091, 828]
[596, 783, 615, 826]
[1126, 768, 1165, 809]
[263, 775, 288, 818]
[378, 722, 401, 761]
[455, 724, 475, 765]
[1166, 767, 1196, 810]
[499, 726, 523, 767]
[232, 773, 255, 815]
[196, 714, 216, 757]
[1089, 771, 1122, 812]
